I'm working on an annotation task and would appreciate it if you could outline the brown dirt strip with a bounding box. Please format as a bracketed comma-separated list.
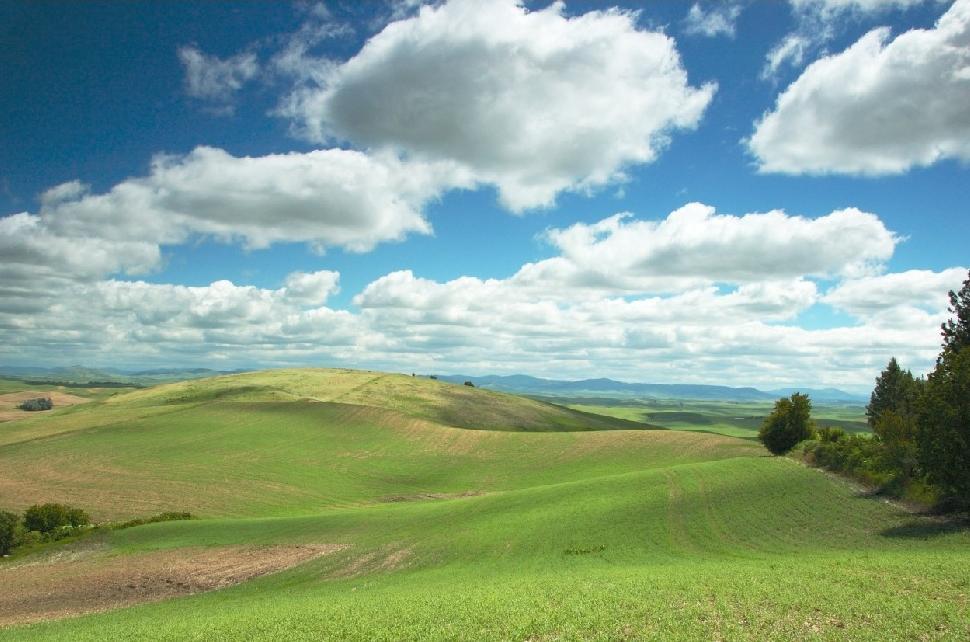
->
[0, 543, 345, 628]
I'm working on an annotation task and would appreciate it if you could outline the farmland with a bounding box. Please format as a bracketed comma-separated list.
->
[564, 397, 868, 440]
[0, 369, 967, 640]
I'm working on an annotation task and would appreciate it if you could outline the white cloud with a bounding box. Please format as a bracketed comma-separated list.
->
[751, 0, 970, 174]
[349, 265, 946, 387]
[762, 0, 937, 79]
[762, 34, 811, 79]
[177, 45, 259, 114]
[684, 3, 743, 38]
[38, 146, 470, 254]
[278, 0, 715, 211]
[823, 267, 968, 315]
[0, 212, 160, 315]
[523, 203, 897, 290]
[789, 0, 931, 20]
[0, 272, 360, 365]
[0, 145, 468, 320]
[282, 270, 341, 305]
[0, 199, 958, 388]
[270, 5, 352, 84]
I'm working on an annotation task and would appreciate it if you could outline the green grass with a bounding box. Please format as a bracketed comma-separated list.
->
[112, 368, 659, 432]
[0, 400, 747, 519]
[0, 377, 136, 399]
[569, 398, 868, 439]
[1, 368, 967, 640]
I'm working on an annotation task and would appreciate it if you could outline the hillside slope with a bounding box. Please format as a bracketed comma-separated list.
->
[107, 368, 658, 432]
[0, 399, 749, 519]
[1, 368, 967, 640]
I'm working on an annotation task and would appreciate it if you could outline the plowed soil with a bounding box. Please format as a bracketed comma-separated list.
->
[0, 543, 345, 627]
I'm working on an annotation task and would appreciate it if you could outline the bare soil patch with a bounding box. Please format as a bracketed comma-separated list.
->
[0, 390, 91, 422]
[380, 490, 483, 503]
[0, 543, 344, 628]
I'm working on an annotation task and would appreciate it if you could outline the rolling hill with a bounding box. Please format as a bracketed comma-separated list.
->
[0, 368, 967, 640]
[439, 373, 868, 402]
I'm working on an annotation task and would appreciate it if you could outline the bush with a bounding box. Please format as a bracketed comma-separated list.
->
[66, 507, 90, 528]
[816, 426, 846, 444]
[23, 503, 88, 534]
[759, 393, 814, 455]
[115, 511, 194, 530]
[464, 381, 475, 387]
[17, 397, 52, 411]
[0, 510, 19, 555]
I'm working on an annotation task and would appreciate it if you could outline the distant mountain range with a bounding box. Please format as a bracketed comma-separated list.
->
[0, 365, 867, 402]
[0, 365, 248, 387]
[438, 374, 868, 403]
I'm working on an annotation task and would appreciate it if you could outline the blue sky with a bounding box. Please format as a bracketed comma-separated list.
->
[1, 0, 968, 390]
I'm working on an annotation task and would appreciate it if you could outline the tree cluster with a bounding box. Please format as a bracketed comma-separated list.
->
[17, 397, 52, 411]
[801, 270, 970, 509]
[0, 503, 90, 556]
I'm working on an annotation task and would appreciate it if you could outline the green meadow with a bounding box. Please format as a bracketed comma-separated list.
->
[1, 369, 967, 640]
[567, 398, 868, 440]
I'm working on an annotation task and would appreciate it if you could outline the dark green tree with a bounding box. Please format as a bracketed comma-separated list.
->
[66, 507, 90, 528]
[940, 270, 970, 358]
[872, 410, 918, 476]
[17, 397, 52, 411]
[0, 510, 19, 555]
[866, 357, 919, 428]
[759, 392, 814, 455]
[23, 503, 71, 534]
[916, 345, 970, 504]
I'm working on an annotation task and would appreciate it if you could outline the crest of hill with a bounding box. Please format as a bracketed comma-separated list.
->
[108, 368, 660, 432]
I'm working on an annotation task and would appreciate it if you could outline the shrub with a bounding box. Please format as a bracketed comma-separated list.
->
[759, 393, 814, 455]
[17, 397, 52, 411]
[23, 503, 88, 534]
[66, 507, 90, 528]
[0, 510, 19, 555]
[115, 511, 194, 530]
[464, 381, 475, 387]
[816, 426, 846, 444]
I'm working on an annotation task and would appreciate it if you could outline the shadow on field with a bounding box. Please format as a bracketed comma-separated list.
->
[880, 518, 970, 539]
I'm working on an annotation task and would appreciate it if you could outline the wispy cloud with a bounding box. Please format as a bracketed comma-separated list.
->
[761, 0, 934, 79]
[177, 45, 259, 115]
[683, 2, 743, 38]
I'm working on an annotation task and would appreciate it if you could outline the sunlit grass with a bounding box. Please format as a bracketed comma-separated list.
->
[1, 369, 965, 641]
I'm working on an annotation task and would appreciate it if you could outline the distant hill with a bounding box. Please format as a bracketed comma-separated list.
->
[0, 365, 867, 402]
[438, 374, 867, 403]
[110, 368, 661, 433]
[767, 387, 868, 403]
[0, 365, 248, 387]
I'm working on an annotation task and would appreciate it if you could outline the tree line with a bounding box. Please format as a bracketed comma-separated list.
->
[760, 270, 970, 509]
[0, 503, 90, 556]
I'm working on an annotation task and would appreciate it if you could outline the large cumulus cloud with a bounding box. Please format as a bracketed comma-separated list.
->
[751, 0, 970, 174]
[278, 0, 715, 210]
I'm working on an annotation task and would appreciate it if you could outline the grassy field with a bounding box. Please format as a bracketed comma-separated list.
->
[0, 377, 138, 399]
[566, 397, 868, 439]
[1, 369, 967, 640]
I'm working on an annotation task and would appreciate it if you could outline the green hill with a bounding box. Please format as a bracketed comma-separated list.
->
[0, 368, 967, 640]
[109, 368, 659, 432]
